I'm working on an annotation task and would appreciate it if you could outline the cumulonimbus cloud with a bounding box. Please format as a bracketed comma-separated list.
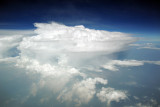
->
[1, 22, 160, 106]
[0, 22, 138, 105]
[17, 22, 137, 68]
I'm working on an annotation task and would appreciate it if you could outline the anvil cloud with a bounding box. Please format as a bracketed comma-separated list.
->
[0, 22, 139, 106]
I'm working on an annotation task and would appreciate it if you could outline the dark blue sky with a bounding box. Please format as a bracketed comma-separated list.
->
[0, 0, 160, 36]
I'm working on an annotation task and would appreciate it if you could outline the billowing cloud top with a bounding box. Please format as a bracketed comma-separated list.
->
[19, 22, 136, 54]
[17, 22, 137, 67]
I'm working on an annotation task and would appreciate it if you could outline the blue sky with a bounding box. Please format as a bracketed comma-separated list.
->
[0, 0, 160, 36]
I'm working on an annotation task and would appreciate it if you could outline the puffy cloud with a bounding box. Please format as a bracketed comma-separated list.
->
[97, 87, 127, 105]
[0, 35, 23, 58]
[16, 56, 86, 94]
[0, 29, 34, 59]
[102, 60, 160, 71]
[16, 56, 108, 105]
[33, 22, 136, 53]
[17, 22, 137, 67]
[16, 56, 83, 77]
[57, 78, 107, 105]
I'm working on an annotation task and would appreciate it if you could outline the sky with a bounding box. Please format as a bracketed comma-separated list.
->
[0, 0, 160, 107]
[0, 0, 160, 34]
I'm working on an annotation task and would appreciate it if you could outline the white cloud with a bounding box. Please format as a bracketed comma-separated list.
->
[16, 56, 86, 94]
[102, 60, 144, 71]
[33, 22, 136, 53]
[13, 22, 138, 105]
[102, 60, 160, 71]
[129, 43, 141, 46]
[130, 43, 160, 50]
[2, 22, 160, 107]
[140, 47, 160, 50]
[1, 22, 160, 106]
[0, 56, 18, 63]
[16, 56, 84, 77]
[0, 35, 23, 58]
[57, 78, 107, 105]
[126, 99, 159, 107]
[0, 22, 138, 105]
[17, 22, 137, 67]
[0, 29, 34, 59]
[97, 87, 127, 105]
[127, 103, 152, 107]
[144, 61, 160, 65]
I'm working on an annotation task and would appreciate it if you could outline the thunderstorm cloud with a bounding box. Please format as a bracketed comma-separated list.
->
[1, 22, 160, 106]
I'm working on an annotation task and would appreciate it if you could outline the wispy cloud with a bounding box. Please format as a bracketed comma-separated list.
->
[130, 43, 160, 50]
[102, 60, 160, 71]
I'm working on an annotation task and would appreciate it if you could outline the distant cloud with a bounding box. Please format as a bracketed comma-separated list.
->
[125, 98, 159, 107]
[0, 29, 34, 36]
[57, 78, 107, 105]
[139, 47, 160, 50]
[122, 81, 137, 86]
[0, 35, 23, 58]
[0, 29, 34, 59]
[102, 60, 160, 71]
[133, 96, 139, 100]
[102, 60, 144, 71]
[97, 87, 127, 105]
[130, 43, 160, 50]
